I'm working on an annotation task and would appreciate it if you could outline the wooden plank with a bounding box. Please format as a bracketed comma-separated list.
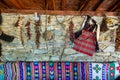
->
[1, 9, 119, 16]
[96, 0, 119, 11]
[46, 0, 54, 10]
[54, 0, 62, 10]
[16, 0, 45, 10]
[62, 0, 81, 10]
[61, 0, 66, 10]
[0, 2, 9, 9]
[3, 0, 21, 9]
[82, 0, 103, 11]
[47, 0, 62, 10]
[30, 0, 45, 9]
[78, 0, 88, 10]
[15, 0, 25, 9]
[110, 2, 120, 12]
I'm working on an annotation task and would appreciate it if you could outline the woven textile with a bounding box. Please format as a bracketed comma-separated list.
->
[89, 63, 108, 80]
[0, 63, 4, 80]
[73, 30, 96, 56]
[1, 62, 120, 80]
[109, 62, 120, 80]
[4, 62, 15, 80]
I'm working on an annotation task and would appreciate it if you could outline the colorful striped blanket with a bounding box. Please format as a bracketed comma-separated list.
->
[0, 62, 120, 80]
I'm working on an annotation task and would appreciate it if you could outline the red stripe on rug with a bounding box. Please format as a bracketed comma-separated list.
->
[46, 62, 49, 80]
[23, 62, 26, 80]
[70, 62, 73, 80]
[78, 62, 80, 80]
[31, 62, 34, 80]
[85, 62, 89, 80]
[54, 62, 58, 80]
[62, 62, 66, 80]
[39, 62, 42, 80]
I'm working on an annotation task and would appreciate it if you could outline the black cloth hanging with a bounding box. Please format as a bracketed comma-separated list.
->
[0, 32, 14, 42]
[74, 15, 91, 39]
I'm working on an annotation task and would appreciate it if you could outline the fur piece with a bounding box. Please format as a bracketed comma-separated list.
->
[100, 17, 109, 32]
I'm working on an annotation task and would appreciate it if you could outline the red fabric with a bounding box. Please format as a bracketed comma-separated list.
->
[69, 21, 75, 42]
[73, 30, 96, 56]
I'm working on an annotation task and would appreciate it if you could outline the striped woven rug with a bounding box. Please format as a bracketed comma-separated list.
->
[0, 62, 120, 80]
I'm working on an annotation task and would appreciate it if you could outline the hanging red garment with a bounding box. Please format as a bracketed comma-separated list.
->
[73, 27, 97, 56]
[73, 18, 98, 56]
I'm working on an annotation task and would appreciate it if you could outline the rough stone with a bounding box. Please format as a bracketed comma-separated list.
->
[50, 56, 60, 61]
[0, 13, 119, 62]
[95, 52, 110, 56]
[64, 48, 76, 55]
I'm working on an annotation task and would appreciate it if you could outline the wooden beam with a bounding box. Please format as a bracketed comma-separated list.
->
[82, 0, 102, 11]
[78, 0, 88, 11]
[110, 2, 120, 12]
[62, 0, 82, 11]
[30, 0, 45, 9]
[54, 0, 62, 10]
[3, 0, 21, 9]
[61, 0, 66, 10]
[46, 0, 54, 10]
[0, 2, 9, 9]
[1, 9, 119, 16]
[96, 0, 119, 11]
[18, 0, 45, 10]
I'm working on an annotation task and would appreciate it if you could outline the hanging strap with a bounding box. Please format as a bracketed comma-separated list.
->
[80, 16, 88, 30]
[96, 23, 100, 41]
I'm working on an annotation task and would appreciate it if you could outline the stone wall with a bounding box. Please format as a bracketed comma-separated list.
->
[0, 13, 119, 62]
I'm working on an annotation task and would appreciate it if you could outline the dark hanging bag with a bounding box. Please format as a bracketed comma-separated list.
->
[100, 16, 109, 32]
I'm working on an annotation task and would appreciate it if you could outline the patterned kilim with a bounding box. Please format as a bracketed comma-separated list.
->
[0, 62, 120, 80]
[0, 63, 4, 80]
[89, 63, 108, 80]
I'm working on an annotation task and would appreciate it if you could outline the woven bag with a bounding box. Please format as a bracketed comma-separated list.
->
[73, 26, 97, 56]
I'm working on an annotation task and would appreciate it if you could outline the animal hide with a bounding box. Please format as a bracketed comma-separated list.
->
[115, 26, 120, 51]
[43, 30, 53, 41]
[100, 17, 109, 32]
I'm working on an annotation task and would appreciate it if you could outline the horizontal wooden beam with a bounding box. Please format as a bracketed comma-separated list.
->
[1, 9, 119, 16]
